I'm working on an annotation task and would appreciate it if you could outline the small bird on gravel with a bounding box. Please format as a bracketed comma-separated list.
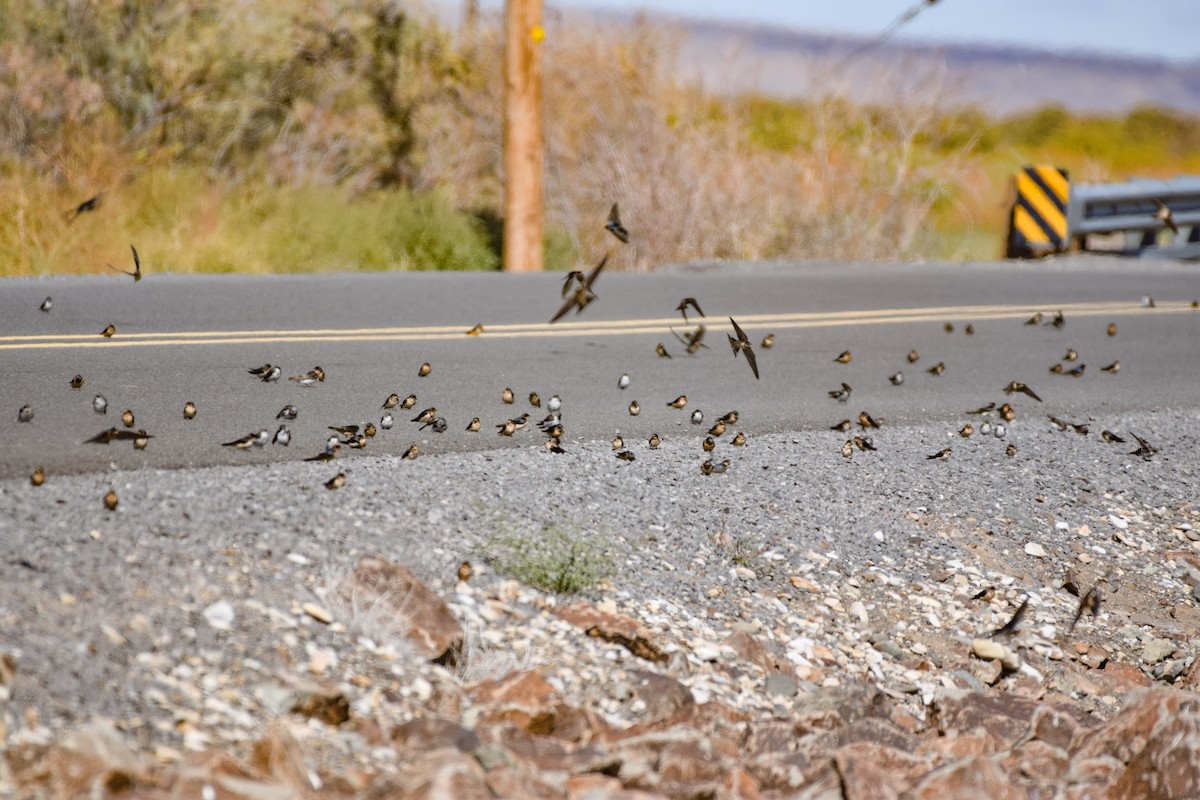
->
[612, 449, 635, 462]
[656, 343, 672, 359]
[829, 383, 852, 403]
[364, 422, 377, 437]
[927, 448, 952, 461]
[717, 411, 739, 425]
[329, 424, 359, 437]
[70, 374, 85, 389]
[889, 371, 904, 386]
[17, 405, 33, 422]
[289, 367, 324, 387]
[305, 445, 340, 462]
[700, 459, 715, 474]
[1025, 313, 1043, 326]
[544, 438, 566, 454]
[727, 317, 759, 379]
[250, 430, 272, 447]
[1047, 415, 1070, 431]
[497, 419, 517, 436]
[345, 433, 368, 449]
[133, 430, 151, 450]
[273, 425, 290, 446]
[990, 597, 1028, 637]
[501, 387, 514, 404]
[708, 420, 726, 437]
[1101, 430, 1125, 443]
[551, 254, 608, 323]
[529, 392, 541, 408]
[709, 459, 730, 474]
[121, 410, 135, 428]
[104, 489, 119, 510]
[100, 324, 116, 338]
[618, 374, 630, 390]
[959, 423, 973, 437]
[834, 350, 852, 364]
[418, 362, 431, 377]
[858, 411, 881, 429]
[676, 297, 704, 324]
[628, 401, 640, 416]
[853, 436, 875, 452]
[1049, 363, 1064, 374]
[31, 467, 45, 486]
[1129, 432, 1157, 461]
[465, 417, 480, 432]
[1048, 310, 1065, 329]
[761, 333, 775, 349]
[926, 361, 945, 376]
[667, 395, 688, 409]
[183, 401, 197, 419]
[402, 444, 419, 459]
[325, 472, 345, 490]
[277, 405, 298, 420]
[544, 423, 564, 439]
[104, 244, 142, 281]
[972, 586, 996, 602]
[381, 412, 394, 429]
[831, 419, 852, 432]
[648, 433, 661, 449]
[1003, 382, 1042, 402]
[1000, 403, 1016, 422]
[980, 422, 992, 436]
[841, 440, 853, 458]
[40, 296, 52, 313]
[222, 430, 266, 448]
[382, 394, 400, 410]
[401, 394, 417, 410]
[1063, 348, 1078, 362]
[1101, 361, 1120, 373]
[420, 417, 448, 433]
[1006, 443, 1017, 457]
[691, 409, 703, 425]
[1064, 364, 1085, 377]
[703, 436, 716, 452]
[606, 203, 629, 243]
[547, 395, 562, 413]
[465, 324, 484, 336]
[260, 366, 281, 382]
[458, 561, 473, 582]
[248, 363, 272, 378]
[965, 324, 975, 335]
[611, 435, 624, 450]
[731, 432, 747, 446]
[1069, 586, 1102, 632]
[907, 349, 920, 363]
[412, 407, 437, 424]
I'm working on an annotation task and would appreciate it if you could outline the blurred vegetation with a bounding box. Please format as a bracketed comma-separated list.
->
[2, 1, 1198, 275]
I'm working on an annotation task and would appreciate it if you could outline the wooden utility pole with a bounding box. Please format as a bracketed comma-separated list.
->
[502, 0, 544, 272]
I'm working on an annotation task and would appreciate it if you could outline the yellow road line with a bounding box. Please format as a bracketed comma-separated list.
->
[0, 301, 1191, 351]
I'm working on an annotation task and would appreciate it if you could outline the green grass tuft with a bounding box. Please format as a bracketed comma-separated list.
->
[488, 522, 612, 595]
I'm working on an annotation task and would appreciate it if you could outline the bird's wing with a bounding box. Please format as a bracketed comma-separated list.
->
[729, 316, 748, 344]
[743, 343, 760, 380]
[130, 245, 141, 275]
[582, 254, 608, 290]
[561, 271, 582, 298]
[689, 297, 705, 317]
[608, 203, 621, 228]
[549, 293, 578, 324]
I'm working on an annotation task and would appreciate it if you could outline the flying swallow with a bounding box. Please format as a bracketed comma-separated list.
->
[120, 409, 135, 428]
[39, 297, 52, 313]
[1065, 364, 1085, 377]
[1101, 430, 1125, 443]
[86, 427, 134, 444]
[841, 440, 853, 459]
[401, 394, 417, 409]
[133, 430, 151, 450]
[1069, 586, 1102, 632]
[1070, 421, 1089, 435]
[611, 434, 624, 450]
[889, 371, 904, 386]
[708, 419, 726, 437]
[1107, 323, 1117, 337]
[381, 412, 394, 429]
[852, 435, 875, 451]
[277, 405, 298, 420]
[990, 596, 1028, 637]
[943, 322, 954, 333]
[104, 245, 142, 281]
[501, 387, 514, 404]
[926, 361, 945, 376]
[547, 394, 562, 413]
[305, 445, 340, 462]
[965, 324, 975, 335]
[618, 374, 630, 390]
[1048, 310, 1065, 329]
[966, 403, 995, 415]
[667, 395, 688, 409]
[616, 450, 636, 462]
[1153, 199, 1179, 234]
[628, 401, 640, 416]
[364, 422, 377, 437]
[1025, 312, 1043, 326]
[273, 425, 291, 446]
[93, 395, 108, 414]
[958, 423, 973, 437]
[1063, 348, 1078, 362]
[69, 374, 85, 389]
[1129, 432, 1157, 460]
[655, 343, 672, 359]
[907, 349, 920, 363]
[412, 407, 437, 424]
[691, 409, 704, 425]
[831, 419, 852, 432]
[497, 419, 517, 436]
[834, 351, 852, 364]
[727, 317, 759, 379]
[329, 424, 359, 437]
[1006, 443, 1017, 457]
[104, 489, 119, 511]
[16, 405, 33, 422]
[703, 436, 716, 452]
[1101, 360, 1120, 373]
[676, 297, 705, 324]
[550, 254, 608, 323]
[605, 203, 629, 243]
[382, 393, 400, 409]
[465, 323, 484, 336]
[671, 325, 709, 355]
[31, 467, 45, 486]
[648, 433, 661, 449]
[325, 472, 345, 490]
[258, 366, 281, 383]
[420, 417, 448, 433]
[858, 411, 881, 429]
[529, 392, 541, 408]
[458, 561, 473, 582]
[761, 333, 775, 349]
[561, 270, 584, 298]
[1049, 363, 1064, 374]
[730, 432, 747, 446]
[828, 382, 852, 403]
[1000, 403, 1015, 422]
[719, 411, 739, 425]
[1003, 382, 1042, 402]
[100, 324, 116, 338]
[402, 443, 419, 459]
[926, 448, 952, 461]
[66, 194, 102, 223]
[183, 401, 197, 419]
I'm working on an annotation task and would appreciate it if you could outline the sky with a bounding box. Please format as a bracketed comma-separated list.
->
[553, 0, 1200, 62]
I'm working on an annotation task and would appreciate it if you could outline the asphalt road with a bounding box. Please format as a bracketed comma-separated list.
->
[1, 256, 1197, 480]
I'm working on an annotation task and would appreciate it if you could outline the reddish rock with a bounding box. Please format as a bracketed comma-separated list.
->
[1005, 739, 1068, 784]
[833, 742, 928, 800]
[289, 688, 350, 726]
[723, 627, 794, 678]
[339, 555, 464, 664]
[391, 747, 492, 798]
[249, 728, 313, 789]
[1107, 697, 1200, 799]
[1073, 688, 1192, 764]
[469, 669, 559, 730]
[794, 682, 888, 734]
[553, 602, 669, 663]
[1028, 704, 1081, 751]
[1101, 660, 1152, 690]
[907, 755, 1025, 800]
[391, 716, 481, 753]
[717, 768, 764, 800]
[932, 690, 1041, 747]
[624, 670, 696, 727]
[917, 732, 995, 763]
[742, 721, 800, 756]
[657, 739, 726, 784]
[830, 717, 918, 753]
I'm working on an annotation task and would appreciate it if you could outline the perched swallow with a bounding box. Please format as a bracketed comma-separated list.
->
[464, 417, 481, 433]
[104, 489, 119, 511]
[655, 343, 672, 359]
[544, 423, 564, 439]
[1063, 348, 1078, 362]
[497, 419, 517, 436]
[907, 349, 919, 363]
[618, 374, 631, 390]
[289, 367, 323, 387]
[605, 203, 629, 243]
[420, 417, 448, 433]
[465, 323, 484, 336]
[529, 392, 541, 408]
[325, 472, 345, 490]
[628, 401, 640, 416]
[412, 407, 437, 424]
[39, 297, 52, 313]
[1107, 323, 1117, 337]
[364, 422, 377, 437]
[17, 404, 33, 422]
[667, 395, 688, 409]
[943, 322, 954, 333]
[120, 409, 134, 428]
[502, 387, 514, 404]
[1006, 443, 1017, 457]
[222, 432, 257, 448]
[965, 323, 975, 335]
[100, 324, 116, 338]
[401, 394, 417, 410]
[1129, 432, 1157, 460]
[180, 401, 196, 420]
[990, 597, 1028, 638]
[972, 586, 996, 602]
[731, 432, 747, 446]
[1101, 430, 1125, 443]
[853, 435, 875, 451]
[967, 402, 995, 415]
[550, 255, 608, 322]
[275, 405, 298, 421]
[761, 333, 775, 349]
[719, 411, 739, 425]
[1065, 364, 1085, 378]
[538, 412, 561, 431]
[1048, 310, 1065, 329]
[66, 194, 102, 223]
[382, 393, 400, 410]
[544, 438, 566, 454]
[727, 318, 759, 379]
[703, 436, 716, 452]
[708, 419, 726, 437]
[927, 448, 952, 461]
[31, 466, 45, 486]
[611, 435, 625, 450]
[700, 460, 714, 474]
[1070, 421, 1089, 435]
[345, 433, 368, 448]
[104, 245, 142, 282]
[1101, 360, 1120, 373]
[709, 459, 730, 474]
[329, 424, 360, 437]
[1003, 382, 1042, 402]
[980, 422, 992, 436]
[270, 425, 291, 446]
[1000, 403, 1015, 422]
[1047, 415, 1069, 432]
[133, 430, 151, 450]
[831, 419, 852, 433]
[616, 450, 636, 462]
[889, 371, 904, 386]
[381, 412, 394, 430]
[1025, 312, 1043, 326]
[93, 395, 108, 414]
[648, 433, 661, 449]
[1153, 199, 1178, 234]
[958, 423, 973, 437]
[511, 413, 530, 430]
[829, 382, 852, 403]
[1049, 363, 1064, 374]
[547, 395, 562, 413]
[926, 361, 945, 376]
[69, 374, 85, 390]
[834, 351, 852, 364]
[1070, 586, 1102, 632]
[858, 411, 881, 429]
[402, 443, 419, 459]
[458, 561, 473, 582]
[259, 366, 281, 383]
[994, 424, 1007, 438]
[841, 440, 854, 458]
[305, 445, 340, 462]
[676, 297, 705, 323]
[691, 409, 704, 425]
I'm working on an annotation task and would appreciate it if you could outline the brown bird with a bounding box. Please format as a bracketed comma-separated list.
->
[1106, 322, 1117, 337]
[834, 350, 852, 364]
[727, 317, 759, 380]
[648, 433, 661, 449]
[972, 586, 996, 602]
[1003, 381, 1042, 402]
[1065, 364, 1085, 378]
[926, 361, 945, 376]
[457, 561, 473, 582]
[100, 324, 116, 338]
[958, 423, 973, 437]
[841, 440, 853, 458]
[828, 382, 852, 403]
[667, 395, 688, 409]
[927, 448, 952, 461]
[1101, 360, 1120, 373]
[990, 596, 1028, 637]
[1049, 363, 1064, 374]
[31, 467, 45, 486]
[560, 270, 585, 298]
[466, 417, 481, 432]
[1063, 348, 1078, 362]
[418, 362, 431, 377]
[1025, 312, 1043, 326]
[1069, 586, 1102, 632]
[616, 450, 636, 462]
[133, 430, 151, 450]
[1154, 199, 1179, 234]
[70, 374, 85, 389]
[965, 323, 975, 335]
[465, 323, 484, 336]
[325, 472, 345, 490]
[497, 420, 517, 436]
[852, 435, 875, 452]
[943, 322, 954, 333]
[702, 436, 716, 452]
[104, 489, 119, 510]
[655, 343, 672, 359]
[550, 254, 608, 323]
[1101, 429, 1125, 443]
[628, 401, 641, 416]
[1000, 403, 1016, 422]
[606, 203, 630, 243]
[676, 297, 705, 323]
[401, 444, 419, 460]
[671, 325, 709, 355]
[121, 409, 135, 428]
[761, 333, 775, 349]
[718, 411, 739, 425]
[183, 401, 197, 419]
[1129, 432, 1157, 461]
[401, 394, 418, 410]
[501, 387, 514, 404]
[382, 393, 400, 409]
[1048, 310, 1065, 329]
[66, 193, 102, 223]
[611, 434, 624, 450]
[104, 244, 142, 281]
[364, 422, 377, 438]
[1047, 415, 1069, 431]
[907, 349, 920, 363]
[731, 432, 747, 446]
[708, 419, 726, 437]
[329, 424, 359, 437]
[412, 407, 437, 424]
[830, 419, 852, 433]
[857, 411, 881, 429]
[1006, 443, 1017, 457]
[529, 392, 541, 408]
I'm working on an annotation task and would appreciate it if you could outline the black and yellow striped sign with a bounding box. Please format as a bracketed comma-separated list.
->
[1006, 165, 1069, 257]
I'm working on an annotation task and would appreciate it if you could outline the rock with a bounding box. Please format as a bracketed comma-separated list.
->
[1108, 694, 1200, 798]
[623, 670, 695, 725]
[764, 673, 798, 699]
[1024, 542, 1047, 558]
[724, 628, 793, 677]
[289, 690, 350, 727]
[1028, 704, 1082, 751]
[391, 717, 480, 753]
[551, 602, 668, 664]
[389, 747, 492, 798]
[907, 755, 1025, 800]
[833, 741, 927, 800]
[1142, 638, 1177, 665]
[932, 690, 1041, 748]
[468, 670, 559, 732]
[202, 601, 235, 631]
[972, 639, 1020, 671]
[339, 555, 463, 664]
[1074, 688, 1194, 766]
[300, 603, 332, 624]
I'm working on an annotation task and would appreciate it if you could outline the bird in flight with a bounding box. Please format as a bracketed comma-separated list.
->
[105, 245, 142, 282]
[550, 254, 608, 323]
[1002, 381, 1042, 402]
[727, 317, 759, 379]
[676, 297, 704, 324]
[990, 596, 1028, 637]
[605, 203, 629, 243]
[66, 194, 102, 224]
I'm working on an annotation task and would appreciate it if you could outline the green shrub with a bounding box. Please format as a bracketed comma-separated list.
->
[488, 522, 612, 595]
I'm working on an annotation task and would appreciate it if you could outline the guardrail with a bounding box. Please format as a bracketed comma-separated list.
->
[1005, 167, 1200, 260]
